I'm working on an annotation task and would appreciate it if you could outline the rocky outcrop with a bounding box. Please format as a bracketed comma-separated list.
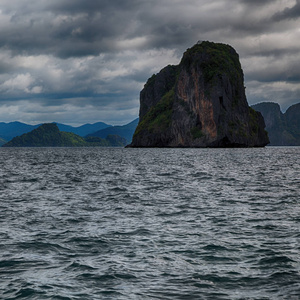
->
[252, 102, 300, 145]
[129, 41, 269, 147]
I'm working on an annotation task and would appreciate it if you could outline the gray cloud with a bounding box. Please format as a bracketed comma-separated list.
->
[0, 0, 299, 125]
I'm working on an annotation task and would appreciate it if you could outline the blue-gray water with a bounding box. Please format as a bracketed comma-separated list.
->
[0, 147, 299, 300]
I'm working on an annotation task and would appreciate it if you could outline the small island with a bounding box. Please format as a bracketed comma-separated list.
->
[128, 41, 269, 147]
[2, 123, 127, 147]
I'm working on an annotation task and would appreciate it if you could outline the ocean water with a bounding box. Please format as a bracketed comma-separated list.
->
[0, 147, 299, 300]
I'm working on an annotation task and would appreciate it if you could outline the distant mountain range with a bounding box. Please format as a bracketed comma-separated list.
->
[252, 102, 300, 146]
[0, 118, 139, 146]
[86, 118, 139, 142]
[0, 121, 111, 142]
[3, 123, 127, 147]
[0, 121, 40, 143]
[56, 122, 111, 137]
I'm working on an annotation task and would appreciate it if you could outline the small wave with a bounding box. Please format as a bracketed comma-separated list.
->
[268, 270, 299, 281]
[202, 255, 237, 262]
[18, 241, 71, 253]
[0, 259, 24, 268]
[21, 177, 39, 183]
[15, 287, 45, 298]
[109, 186, 128, 192]
[259, 255, 296, 265]
[156, 210, 189, 217]
[190, 171, 212, 179]
[76, 272, 137, 282]
[202, 244, 229, 251]
[66, 236, 110, 248]
[111, 228, 152, 236]
[65, 261, 97, 272]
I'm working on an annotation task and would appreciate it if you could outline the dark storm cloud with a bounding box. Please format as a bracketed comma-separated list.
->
[0, 0, 278, 58]
[0, 0, 299, 124]
[272, 0, 300, 21]
[0, 1, 281, 58]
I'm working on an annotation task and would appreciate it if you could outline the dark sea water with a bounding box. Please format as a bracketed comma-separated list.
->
[0, 147, 299, 300]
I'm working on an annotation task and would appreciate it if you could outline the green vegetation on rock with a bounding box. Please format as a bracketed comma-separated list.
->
[144, 74, 157, 89]
[134, 88, 175, 137]
[190, 127, 204, 139]
[181, 41, 242, 85]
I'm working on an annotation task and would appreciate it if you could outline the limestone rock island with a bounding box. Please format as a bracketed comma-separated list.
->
[129, 41, 269, 147]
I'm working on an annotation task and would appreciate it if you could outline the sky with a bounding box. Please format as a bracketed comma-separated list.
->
[0, 0, 299, 126]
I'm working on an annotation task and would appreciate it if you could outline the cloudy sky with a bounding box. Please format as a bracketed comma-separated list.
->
[0, 0, 299, 126]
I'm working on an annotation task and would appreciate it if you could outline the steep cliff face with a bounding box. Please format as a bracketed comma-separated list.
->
[285, 103, 300, 142]
[130, 41, 269, 147]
